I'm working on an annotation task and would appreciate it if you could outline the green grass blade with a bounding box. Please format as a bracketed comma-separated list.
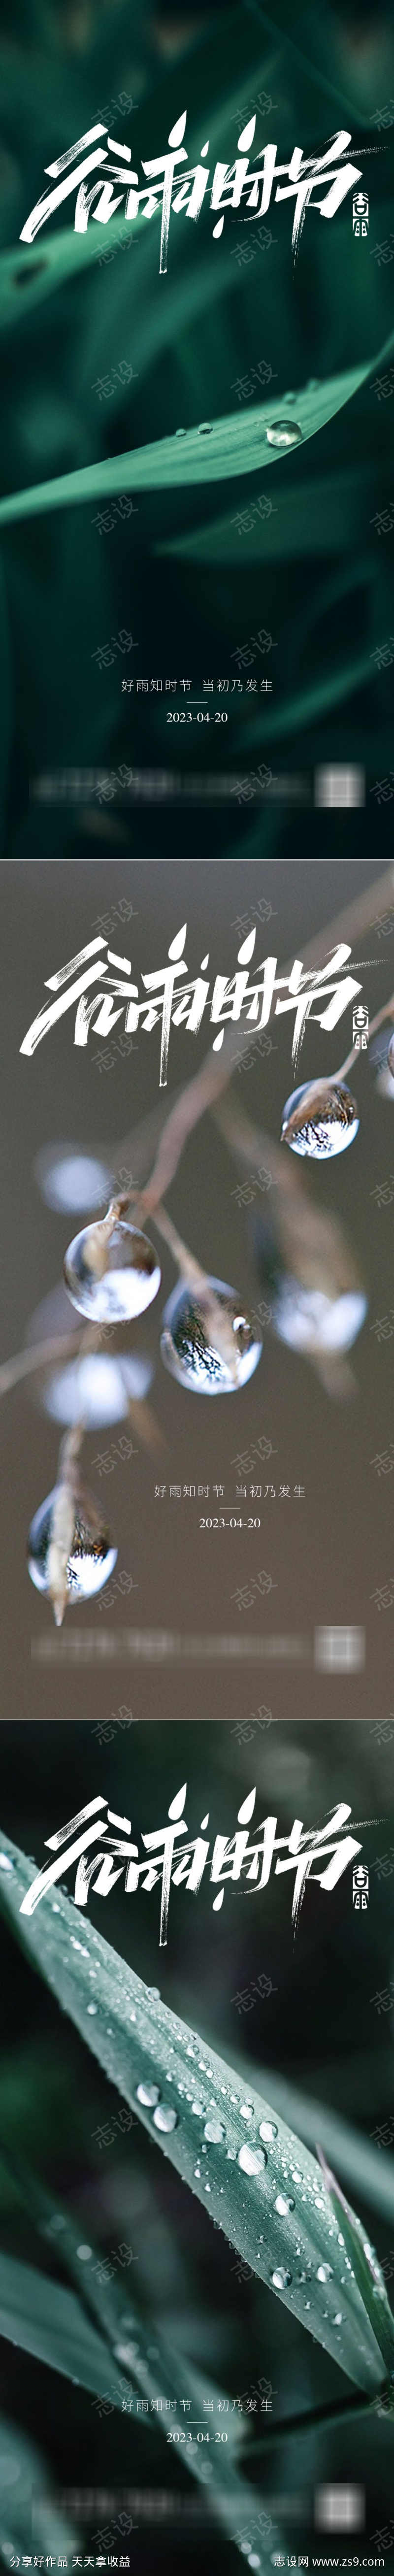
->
[0, 1828, 386, 2392]
[319, 2147, 394, 2384]
[0, 356, 389, 527]
[0, 2410, 78, 2560]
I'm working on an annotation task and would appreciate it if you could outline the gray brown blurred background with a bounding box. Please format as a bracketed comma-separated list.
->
[0, 856, 393, 1722]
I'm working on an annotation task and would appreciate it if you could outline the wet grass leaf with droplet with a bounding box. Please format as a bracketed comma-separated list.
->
[319, 2147, 394, 2383]
[0, 1829, 387, 2393]
[0, 351, 393, 526]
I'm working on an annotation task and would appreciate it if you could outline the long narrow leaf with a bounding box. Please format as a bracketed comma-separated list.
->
[0, 1830, 386, 2392]
[0, 357, 389, 527]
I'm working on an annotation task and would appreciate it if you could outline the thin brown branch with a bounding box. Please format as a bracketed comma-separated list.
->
[127, 1395, 167, 1458]
[133, 1052, 235, 1219]
[152, 1201, 241, 1384]
[48, 1420, 85, 1629]
[123, 865, 394, 1219]
[0, 1328, 85, 1400]
[215, 1095, 362, 1295]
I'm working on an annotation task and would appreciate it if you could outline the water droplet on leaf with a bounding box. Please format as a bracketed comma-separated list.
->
[259, 2120, 278, 2143]
[197, 421, 213, 435]
[136, 2082, 161, 2108]
[204, 2119, 226, 2143]
[275, 2194, 295, 2216]
[266, 419, 303, 448]
[271, 2266, 292, 2289]
[238, 2144, 267, 2175]
[153, 2105, 178, 2132]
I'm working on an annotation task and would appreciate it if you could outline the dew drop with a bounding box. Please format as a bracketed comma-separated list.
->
[317, 2263, 333, 2283]
[274, 2193, 295, 2216]
[153, 2104, 178, 2132]
[161, 1276, 262, 1395]
[86, 2003, 98, 2016]
[239, 2103, 254, 2123]
[197, 421, 213, 435]
[204, 2119, 226, 2143]
[333, 2312, 343, 2327]
[114, 2342, 139, 2371]
[266, 418, 303, 449]
[64, 1215, 161, 1325]
[259, 2120, 278, 2143]
[281, 1080, 359, 1161]
[0, 1854, 14, 1872]
[28, 1485, 117, 1610]
[175, 427, 186, 437]
[77, 2244, 93, 2262]
[271, 2267, 292, 2289]
[136, 2082, 161, 2108]
[191, 2100, 205, 2117]
[238, 2144, 267, 2176]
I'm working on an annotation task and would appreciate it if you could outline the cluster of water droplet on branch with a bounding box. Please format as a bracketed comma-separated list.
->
[1, 869, 394, 1624]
